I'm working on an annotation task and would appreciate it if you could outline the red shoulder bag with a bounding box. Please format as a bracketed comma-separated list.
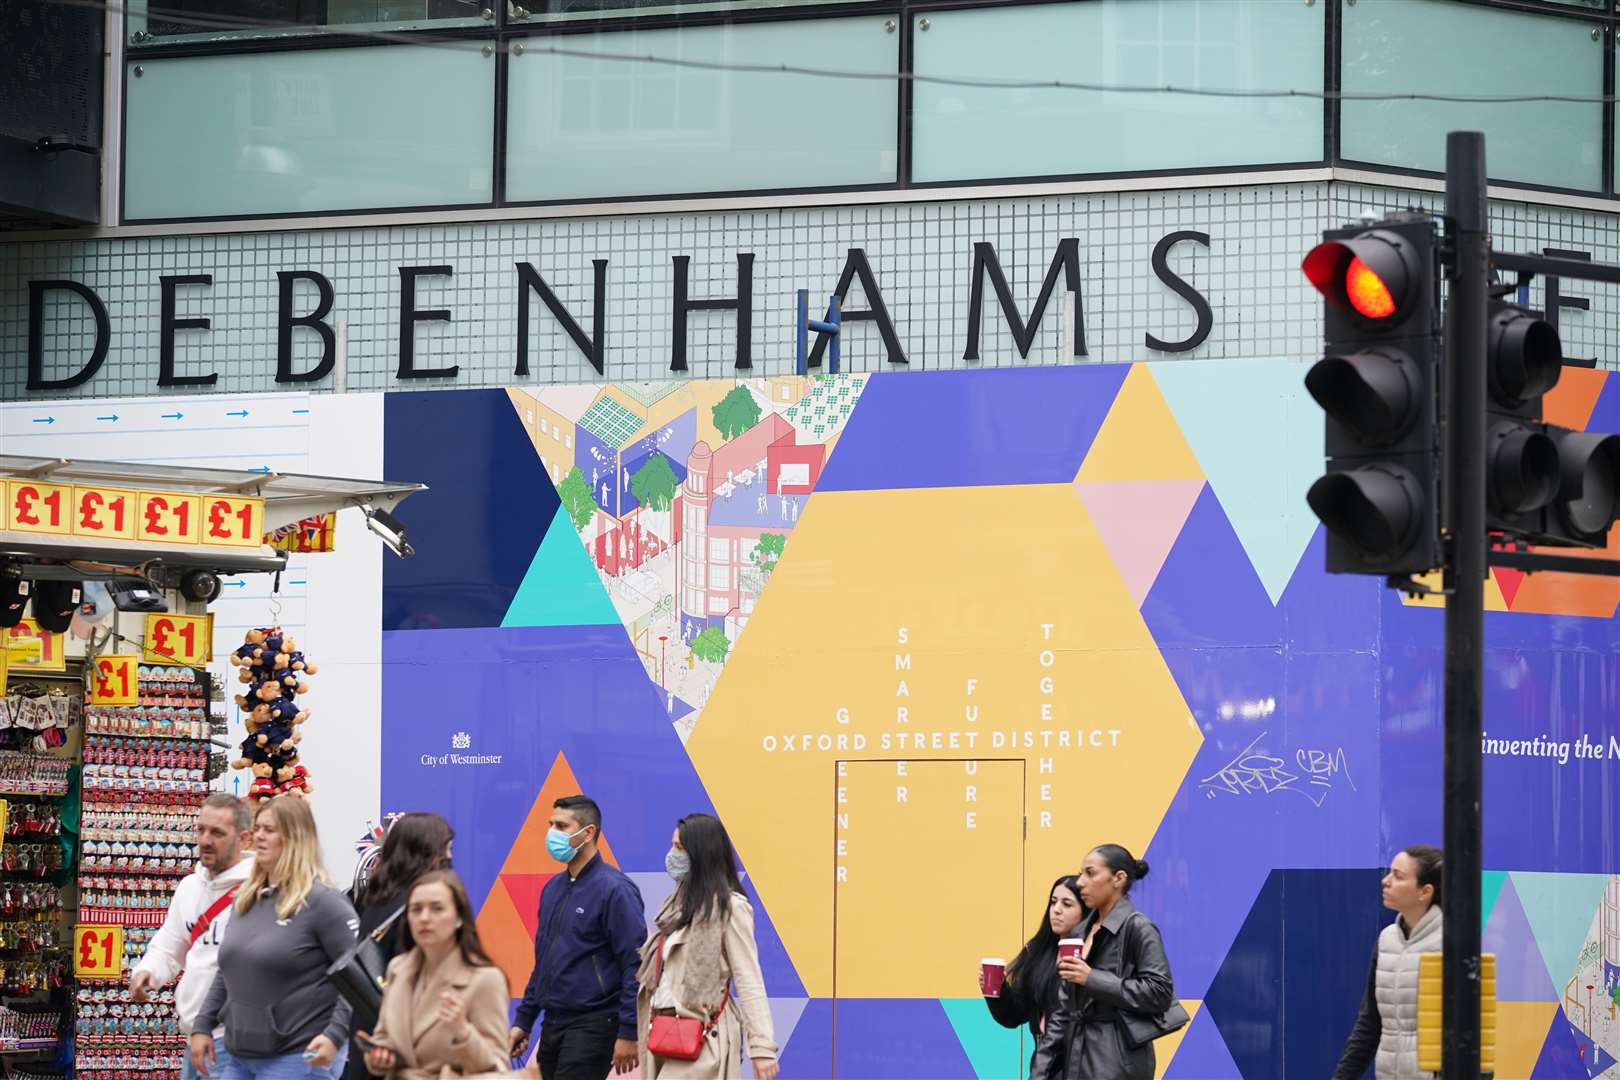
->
[646, 932, 730, 1062]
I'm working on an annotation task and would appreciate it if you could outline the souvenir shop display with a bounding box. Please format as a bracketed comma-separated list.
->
[73, 663, 219, 1080]
[229, 628, 317, 800]
[0, 680, 79, 1077]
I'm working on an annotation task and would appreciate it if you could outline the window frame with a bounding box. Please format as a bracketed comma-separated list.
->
[116, 0, 1620, 225]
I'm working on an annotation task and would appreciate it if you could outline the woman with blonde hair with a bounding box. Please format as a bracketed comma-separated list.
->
[357, 870, 509, 1080]
[637, 813, 777, 1080]
[191, 797, 360, 1080]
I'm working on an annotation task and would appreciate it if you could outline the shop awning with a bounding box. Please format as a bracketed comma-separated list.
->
[0, 456, 425, 580]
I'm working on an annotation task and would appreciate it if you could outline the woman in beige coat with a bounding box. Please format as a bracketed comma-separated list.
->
[360, 870, 510, 1080]
[636, 814, 778, 1080]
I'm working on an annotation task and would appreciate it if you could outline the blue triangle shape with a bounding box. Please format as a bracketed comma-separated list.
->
[1150, 358, 1321, 604]
[1511, 872, 1609, 991]
[939, 998, 1027, 1080]
[1532, 1011, 1595, 1077]
[1164, 1008, 1242, 1078]
[501, 506, 620, 629]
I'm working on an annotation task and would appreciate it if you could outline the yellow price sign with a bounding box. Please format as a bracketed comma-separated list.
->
[74, 924, 125, 980]
[6, 619, 65, 672]
[72, 486, 139, 540]
[201, 495, 265, 548]
[136, 492, 203, 545]
[89, 654, 139, 707]
[143, 612, 213, 666]
[6, 481, 72, 535]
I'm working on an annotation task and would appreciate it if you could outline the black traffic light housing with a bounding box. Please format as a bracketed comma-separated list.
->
[1303, 217, 1442, 576]
[1484, 300, 1562, 537]
[1480, 299, 1620, 548]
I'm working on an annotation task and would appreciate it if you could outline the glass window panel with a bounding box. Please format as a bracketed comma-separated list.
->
[506, 17, 898, 201]
[911, 0, 1322, 184]
[126, 0, 487, 45]
[124, 45, 493, 220]
[1342, 0, 1602, 191]
[530, 0, 883, 22]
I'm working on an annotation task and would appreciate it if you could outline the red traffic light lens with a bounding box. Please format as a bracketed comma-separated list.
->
[1301, 230, 1417, 325]
[1345, 257, 1397, 319]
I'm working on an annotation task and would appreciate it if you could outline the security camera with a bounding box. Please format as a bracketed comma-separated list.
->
[363, 506, 414, 558]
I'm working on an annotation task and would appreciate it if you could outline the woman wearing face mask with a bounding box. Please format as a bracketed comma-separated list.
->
[1031, 845, 1176, 1080]
[635, 814, 778, 1080]
[1333, 845, 1444, 1079]
[356, 870, 509, 1080]
[984, 876, 1085, 1078]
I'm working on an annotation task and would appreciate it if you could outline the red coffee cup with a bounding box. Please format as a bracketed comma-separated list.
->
[1058, 938, 1085, 962]
[980, 958, 1006, 998]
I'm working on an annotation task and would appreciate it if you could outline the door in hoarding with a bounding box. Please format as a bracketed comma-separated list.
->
[833, 758, 1026, 1076]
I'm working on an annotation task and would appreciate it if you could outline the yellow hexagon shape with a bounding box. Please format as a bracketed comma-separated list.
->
[686, 482, 1203, 998]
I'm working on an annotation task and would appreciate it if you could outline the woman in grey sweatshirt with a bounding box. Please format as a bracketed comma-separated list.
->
[191, 797, 360, 1080]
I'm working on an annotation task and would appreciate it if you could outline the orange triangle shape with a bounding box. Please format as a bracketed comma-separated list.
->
[475, 751, 624, 996]
[1512, 528, 1620, 619]
[1493, 565, 1527, 608]
[1543, 368, 1607, 431]
[492, 750, 619, 880]
[476, 877, 536, 998]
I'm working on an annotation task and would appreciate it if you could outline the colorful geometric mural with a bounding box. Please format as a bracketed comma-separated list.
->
[379, 363, 1620, 1077]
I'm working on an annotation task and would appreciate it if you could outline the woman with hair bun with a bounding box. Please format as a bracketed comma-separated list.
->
[1333, 844, 1444, 1079]
[1031, 844, 1176, 1080]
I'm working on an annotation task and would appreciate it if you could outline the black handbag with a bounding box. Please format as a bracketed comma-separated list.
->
[324, 904, 406, 1034]
[1117, 1000, 1191, 1050]
[1114, 913, 1190, 1050]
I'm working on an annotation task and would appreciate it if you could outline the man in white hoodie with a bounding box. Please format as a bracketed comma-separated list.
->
[130, 792, 255, 1080]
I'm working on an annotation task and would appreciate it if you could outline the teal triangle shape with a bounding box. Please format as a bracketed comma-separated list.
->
[1150, 358, 1321, 604]
[939, 998, 1026, 1080]
[1510, 871, 1610, 991]
[1482, 869, 1509, 929]
[501, 506, 621, 628]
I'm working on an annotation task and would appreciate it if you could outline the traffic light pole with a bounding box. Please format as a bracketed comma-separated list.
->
[1442, 130, 1487, 1080]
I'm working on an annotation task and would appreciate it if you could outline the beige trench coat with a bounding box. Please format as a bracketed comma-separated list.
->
[635, 893, 778, 1079]
[370, 948, 511, 1080]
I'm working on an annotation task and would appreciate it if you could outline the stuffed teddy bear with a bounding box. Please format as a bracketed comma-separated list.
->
[228, 626, 317, 801]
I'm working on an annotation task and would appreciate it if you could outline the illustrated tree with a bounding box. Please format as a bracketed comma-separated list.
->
[630, 453, 679, 511]
[712, 385, 763, 441]
[689, 626, 730, 664]
[556, 466, 599, 531]
[752, 533, 786, 575]
[630, 453, 680, 542]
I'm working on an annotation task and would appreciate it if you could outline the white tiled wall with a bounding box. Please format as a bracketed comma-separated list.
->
[2, 179, 1618, 402]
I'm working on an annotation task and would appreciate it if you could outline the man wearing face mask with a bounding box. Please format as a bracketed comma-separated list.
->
[511, 795, 647, 1080]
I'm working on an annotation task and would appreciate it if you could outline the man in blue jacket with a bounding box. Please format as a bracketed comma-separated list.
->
[510, 795, 647, 1079]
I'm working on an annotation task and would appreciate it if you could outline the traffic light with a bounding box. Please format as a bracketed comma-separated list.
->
[1484, 300, 1561, 537]
[1541, 426, 1620, 546]
[1302, 217, 1442, 575]
[1482, 301, 1620, 548]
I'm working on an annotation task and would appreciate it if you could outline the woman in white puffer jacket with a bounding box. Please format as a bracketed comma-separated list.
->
[1333, 845, 1444, 1079]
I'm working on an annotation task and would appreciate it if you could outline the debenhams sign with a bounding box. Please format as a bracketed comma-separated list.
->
[17, 232, 1214, 391]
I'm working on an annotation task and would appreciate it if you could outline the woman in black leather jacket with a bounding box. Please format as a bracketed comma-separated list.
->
[983, 875, 1084, 1076]
[1031, 845, 1175, 1080]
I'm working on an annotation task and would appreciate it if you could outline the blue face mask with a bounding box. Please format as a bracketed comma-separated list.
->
[546, 825, 587, 863]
